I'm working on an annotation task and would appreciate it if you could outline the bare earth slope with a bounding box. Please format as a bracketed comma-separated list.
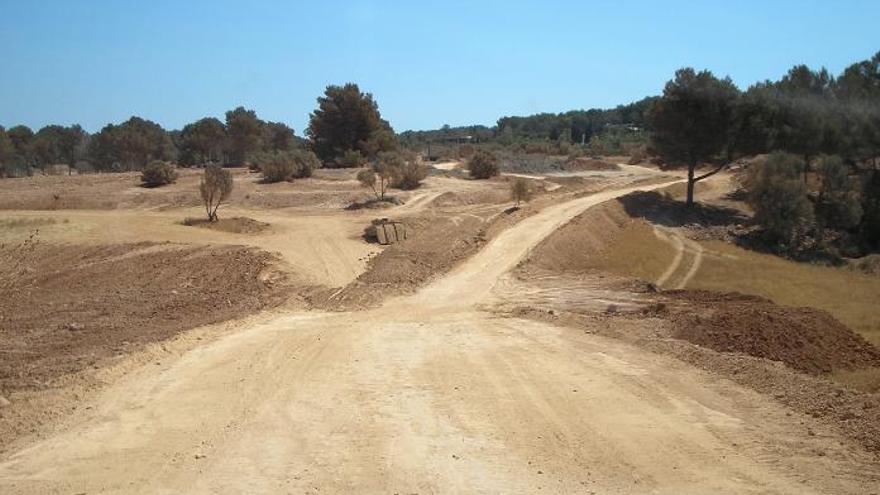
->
[1, 170, 878, 494]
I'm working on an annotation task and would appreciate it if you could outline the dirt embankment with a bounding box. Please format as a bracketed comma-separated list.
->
[521, 198, 634, 273]
[0, 241, 288, 395]
[659, 291, 880, 375]
[312, 206, 531, 309]
[511, 188, 880, 455]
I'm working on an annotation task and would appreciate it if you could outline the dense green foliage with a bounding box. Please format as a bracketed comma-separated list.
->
[178, 117, 226, 166]
[226, 107, 265, 166]
[647, 68, 740, 206]
[253, 149, 321, 182]
[815, 155, 862, 231]
[746, 153, 814, 245]
[140, 160, 178, 187]
[89, 117, 176, 171]
[307, 83, 395, 165]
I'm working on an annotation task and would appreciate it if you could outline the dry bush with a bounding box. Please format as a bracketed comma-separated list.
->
[467, 150, 500, 179]
[628, 147, 647, 165]
[200, 165, 233, 221]
[262, 160, 295, 183]
[458, 144, 476, 159]
[393, 160, 428, 190]
[336, 149, 365, 168]
[141, 160, 178, 187]
[255, 150, 321, 182]
[510, 177, 533, 207]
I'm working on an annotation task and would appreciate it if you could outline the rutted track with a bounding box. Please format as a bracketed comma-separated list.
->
[0, 171, 876, 494]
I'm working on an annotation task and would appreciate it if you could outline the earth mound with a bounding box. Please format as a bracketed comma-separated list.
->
[563, 157, 620, 172]
[0, 241, 287, 394]
[662, 291, 880, 374]
[183, 216, 270, 234]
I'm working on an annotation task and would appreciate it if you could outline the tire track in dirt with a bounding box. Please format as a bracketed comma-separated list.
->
[653, 226, 704, 289]
[1, 170, 877, 494]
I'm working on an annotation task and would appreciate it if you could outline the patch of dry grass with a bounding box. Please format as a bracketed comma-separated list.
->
[691, 240, 880, 348]
[831, 368, 880, 393]
[585, 221, 677, 283]
[0, 217, 65, 229]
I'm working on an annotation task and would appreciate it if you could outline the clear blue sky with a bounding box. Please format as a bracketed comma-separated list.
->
[1, 0, 878, 134]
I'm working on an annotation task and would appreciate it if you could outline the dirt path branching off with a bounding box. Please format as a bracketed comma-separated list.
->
[1, 167, 879, 494]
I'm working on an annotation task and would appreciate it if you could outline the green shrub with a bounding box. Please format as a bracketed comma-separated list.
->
[745, 152, 814, 246]
[467, 151, 500, 179]
[200, 165, 233, 221]
[262, 159, 296, 183]
[393, 160, 428, 190]
[336, 149, 365, 168]
[255, 150, 321, 182]
[141, 160, 178, 187]
[815, 155, 862, 232]
[294, 150, 321, 178]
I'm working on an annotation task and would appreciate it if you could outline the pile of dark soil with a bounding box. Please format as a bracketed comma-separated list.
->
[660, 291, 880, 374]
[0, 241, 287, 394]
[183, 216, 270, 234]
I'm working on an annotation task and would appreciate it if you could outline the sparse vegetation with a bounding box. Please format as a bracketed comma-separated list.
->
[307, 83, 396, 164]
[391, 154, 428, 190]
[140, 160, 178, 187]
[357, 151, 400, 200]
[467, 150, 500, 179]
[510, 177, 532, 207]
[199, 165, 233, 222]
[745, 152, 814, 246]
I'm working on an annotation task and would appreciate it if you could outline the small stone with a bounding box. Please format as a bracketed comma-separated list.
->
[0, 396, 10, 408]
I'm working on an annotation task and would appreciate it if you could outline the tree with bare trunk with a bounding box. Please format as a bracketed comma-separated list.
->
[357, 151, 401, 200]
[647, 68, 739, 207]
[200, 165, 233, 221]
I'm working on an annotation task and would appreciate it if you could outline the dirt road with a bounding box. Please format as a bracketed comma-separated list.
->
[1, 175, 875, 494]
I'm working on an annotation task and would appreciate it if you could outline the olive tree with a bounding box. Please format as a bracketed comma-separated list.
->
[200, 165, 233, 221]
[357, 151, 401, 200]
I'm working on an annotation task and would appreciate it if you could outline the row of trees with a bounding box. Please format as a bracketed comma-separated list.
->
[744, 152, 880, 255]
[0, 83, 396, 177]
[648, 51, 880, 207]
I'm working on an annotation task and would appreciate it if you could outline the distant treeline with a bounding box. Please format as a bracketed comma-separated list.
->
[2, 52, 879, 177]
[0, 107, 305, 176]
[401, 51, 880, 168]
[0, 83, 396, 177]
[397, 98, 654, 149]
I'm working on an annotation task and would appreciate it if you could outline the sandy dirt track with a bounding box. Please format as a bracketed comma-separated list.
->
[1, 171, 876, 494]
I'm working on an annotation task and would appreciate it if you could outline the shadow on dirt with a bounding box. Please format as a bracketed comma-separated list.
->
[618, 191, 748, 228]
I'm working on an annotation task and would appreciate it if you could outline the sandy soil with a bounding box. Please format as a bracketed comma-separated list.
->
[2, 167, 878, 494]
